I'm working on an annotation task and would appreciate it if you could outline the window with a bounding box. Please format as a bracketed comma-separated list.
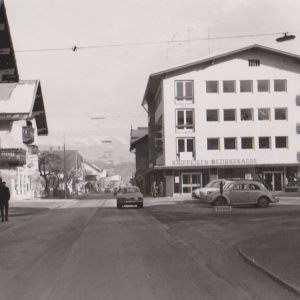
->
[275, 136, 287, 148]
[241, 109, 253, 121]
[275, 108, 287, 120]
[177, 138, 195, 159]
[241, 137, 253, 149]
[233, 184, 247, 190]
[224, 109, 236, 121]
[249, 184, 260, 190]
[176, 109, 194, 131]
[274, 80, 287, 92]
[175, 81, 194, 103]
[259, 137, 270, 149]
[257, 80, 270, 92]
[206, 109, 219, 122]
[258, 108, 270, 121]
[224, 138, 236, 150]
[206, 81, 218, 93]
[207, 138, 219, 150]
[223, 81, 235, 93]
[240, 80, 253, 93]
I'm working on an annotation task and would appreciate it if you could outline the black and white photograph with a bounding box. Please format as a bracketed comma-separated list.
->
[0, 0, 300, 299]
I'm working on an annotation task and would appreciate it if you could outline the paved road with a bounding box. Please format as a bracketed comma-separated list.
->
[0, 196, 299, 300]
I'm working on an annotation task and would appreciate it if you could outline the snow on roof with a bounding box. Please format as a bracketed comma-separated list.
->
[0, 80, 38, 114]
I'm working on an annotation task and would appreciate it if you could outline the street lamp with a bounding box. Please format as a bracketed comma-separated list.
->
[276, 33, 296, 42]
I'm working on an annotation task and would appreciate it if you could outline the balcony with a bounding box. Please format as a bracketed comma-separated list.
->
[0, 148, 27, 166]
[23, 126, 35, 144]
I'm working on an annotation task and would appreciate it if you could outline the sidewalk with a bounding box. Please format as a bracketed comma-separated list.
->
[239, 230, 300, 296]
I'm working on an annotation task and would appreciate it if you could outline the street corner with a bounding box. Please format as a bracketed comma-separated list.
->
[238, 231, 300, 297]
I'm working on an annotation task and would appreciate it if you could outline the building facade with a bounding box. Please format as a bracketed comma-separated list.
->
[130, 127, 150, 195]
[141, 45, 300, 195]
[0, 1, 49, 199]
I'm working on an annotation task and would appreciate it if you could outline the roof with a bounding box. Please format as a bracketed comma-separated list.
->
[130, 127, 148, 151]
[0, 0, 19, 83]
[0, 80, 48, 135]
[142, 44, 300, 106]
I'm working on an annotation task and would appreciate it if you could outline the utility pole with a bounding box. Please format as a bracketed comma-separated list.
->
[64, 134, 67, 199]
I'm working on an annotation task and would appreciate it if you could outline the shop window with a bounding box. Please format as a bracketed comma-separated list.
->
[206, 109, 219, 122]
[224, 138, 236, 150]
[207, 138, 219, 150]
[274, 80, 287, 92]
[259, 137, 270, 149]
[206, 81, 219, 93]
[224, 109, 236, 121]
[257, 80, 270, 92]
[258, 108, 270, 121]
[241, 137, 253, 149]
[223, 81, 235, 93]
[175, 81, 194, 103]
[275, 136, 287, 148]
[177, 138, 195, 160]
[176, 109, 194, 132]
[240, 80, 253, 93]
[241, 109, 253, 121]
[275, 108, 287, 120]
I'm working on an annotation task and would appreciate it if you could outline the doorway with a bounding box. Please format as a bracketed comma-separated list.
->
[181, 173, 202, 194]
[263, 172, 283, 191]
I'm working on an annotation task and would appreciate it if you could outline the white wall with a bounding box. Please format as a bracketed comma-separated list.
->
[161, 49, 300, 167]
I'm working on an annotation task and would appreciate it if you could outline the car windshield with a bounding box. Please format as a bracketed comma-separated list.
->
[205, 181, 221, 188]
[121, 187, 140, 194]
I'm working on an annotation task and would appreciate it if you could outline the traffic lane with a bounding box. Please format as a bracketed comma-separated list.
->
[0, 200, 104, 300]
[30, 204, 267, 300]
[145, 201, 300, 300]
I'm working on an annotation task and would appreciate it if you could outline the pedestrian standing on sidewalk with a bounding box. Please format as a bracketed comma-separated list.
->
[151, 181, 157, 197]
[0, 182, 10, 222]
[158, 181, 164, 197]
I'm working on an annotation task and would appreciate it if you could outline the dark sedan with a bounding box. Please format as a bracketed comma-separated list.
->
[116, 186, 144, 208]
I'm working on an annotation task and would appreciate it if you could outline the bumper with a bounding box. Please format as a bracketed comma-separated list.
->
[118, 198, 143, 205]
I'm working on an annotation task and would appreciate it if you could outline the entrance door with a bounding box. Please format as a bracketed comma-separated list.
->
[263, 172, 283, 191]
[181, 173, 202, 194]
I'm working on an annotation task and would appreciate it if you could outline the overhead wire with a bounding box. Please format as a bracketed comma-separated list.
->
[15, 30, 300, 53]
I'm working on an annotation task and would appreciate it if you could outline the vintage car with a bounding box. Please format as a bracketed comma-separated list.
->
[192, 179, 233, 199]
[116, 186, 144, 208]
[206, 180, 279, 208]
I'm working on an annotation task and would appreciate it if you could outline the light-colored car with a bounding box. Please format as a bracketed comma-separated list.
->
[116, 186, 144, 209]
[206, 180, 279, 208]
[192, 179, 233, 200]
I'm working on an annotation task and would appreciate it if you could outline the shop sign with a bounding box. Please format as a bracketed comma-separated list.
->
[175, 176, 180, 183]
[172, 158, 258, 166]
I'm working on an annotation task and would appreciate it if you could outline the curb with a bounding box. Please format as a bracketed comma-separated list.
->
[238, 243, 300, 297]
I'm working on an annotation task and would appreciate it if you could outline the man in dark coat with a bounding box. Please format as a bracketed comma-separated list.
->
[0, 182, 10, 222]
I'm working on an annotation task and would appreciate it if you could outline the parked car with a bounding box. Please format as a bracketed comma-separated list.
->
[206, 180, 279, 208]
[104, 187, 111, 193]
[116, 186, 144, 208]
[192, 179, 233, 199]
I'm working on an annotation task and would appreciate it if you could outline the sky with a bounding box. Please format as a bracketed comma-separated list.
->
[5, 0, 300, 162]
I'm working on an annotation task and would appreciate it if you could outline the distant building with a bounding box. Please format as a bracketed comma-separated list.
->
[0, 2, 48, 199]
[82, 161, 107, 193]
[140, 44, 300, 195]
[130, 127, 149, 195]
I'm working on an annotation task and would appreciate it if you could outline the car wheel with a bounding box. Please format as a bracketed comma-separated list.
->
[213, 197, 226, 206]
[257, 197, 269, 208]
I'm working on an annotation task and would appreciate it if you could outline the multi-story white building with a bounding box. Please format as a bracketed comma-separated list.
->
[142, 44, 300, 195]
